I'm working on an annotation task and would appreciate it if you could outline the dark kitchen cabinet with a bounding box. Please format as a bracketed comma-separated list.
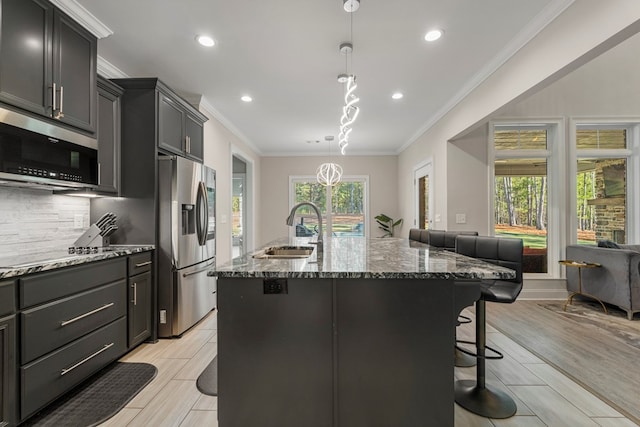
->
[0, 0, 97, 133]
[0, 315, 16, 427]
[114, 78, 207, 163]
[127, 252, 152, 348]
[18, 258, 127, 421]
[96, 77, 124, 194]
[0, 280, 16, 427]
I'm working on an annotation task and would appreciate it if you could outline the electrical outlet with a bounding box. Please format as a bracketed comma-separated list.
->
[264, 278, 288, 294]
[456, 213, 467, 224]
[435, 214, 441, 222]
[74, 214, 84, 229]
[160, 310, 167, 324]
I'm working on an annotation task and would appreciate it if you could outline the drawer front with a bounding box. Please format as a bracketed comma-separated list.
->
[20, 258, 126, 309]
[21, 281, 126, 364]
[20, 317, 127, 420]
[0, 280, 16, 317]
[128, 251, 153, 276]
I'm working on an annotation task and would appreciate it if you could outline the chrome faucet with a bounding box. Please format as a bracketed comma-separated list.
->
[286, 201, 323, 256]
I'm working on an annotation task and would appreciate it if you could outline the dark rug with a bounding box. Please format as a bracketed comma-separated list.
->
[196, 355, 218, 396]
[24, 362, 157, 427]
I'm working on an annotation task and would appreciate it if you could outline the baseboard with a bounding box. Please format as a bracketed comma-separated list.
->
[520, 278, 568, 300]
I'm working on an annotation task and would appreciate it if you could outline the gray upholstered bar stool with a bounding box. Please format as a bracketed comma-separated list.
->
[454, 235, 523, 419]
[408, 228, 422, 242]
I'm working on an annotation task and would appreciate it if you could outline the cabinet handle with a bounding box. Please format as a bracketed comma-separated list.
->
[131, 283, 137, 305]
[60, 343, 114, 376]
[51, 82, 56, 113]
[59, 85, 64, 118]
[188, 136, 191, 153]
[60, 303, 115, 327]
[98, 162, 101, 185]
[135, 261, 152, 268]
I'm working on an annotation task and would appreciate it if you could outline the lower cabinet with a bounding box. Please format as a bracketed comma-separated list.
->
[127, 252, 152, 349]
[128, 270, 151, 348]
[0, 315, 16, 427]
[20, 318, 126, 419]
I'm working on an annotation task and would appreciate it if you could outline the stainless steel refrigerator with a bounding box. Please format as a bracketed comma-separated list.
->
[157, 156, 216, 337]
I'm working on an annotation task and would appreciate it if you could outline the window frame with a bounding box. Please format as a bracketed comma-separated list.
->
[288, 175, 370, 239]
[568, 118, 640, 246]
[489, 119, 565, 279]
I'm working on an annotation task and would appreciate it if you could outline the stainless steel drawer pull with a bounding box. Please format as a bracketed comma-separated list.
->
[135, 261, 152, 268]
[60, 303, 115, 327]
[60, 343, 114, 376]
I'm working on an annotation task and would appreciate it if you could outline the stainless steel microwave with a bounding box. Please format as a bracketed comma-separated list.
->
[0, 109, 98, 190]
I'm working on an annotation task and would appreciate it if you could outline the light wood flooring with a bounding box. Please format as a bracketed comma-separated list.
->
[96, 309, 638, 427]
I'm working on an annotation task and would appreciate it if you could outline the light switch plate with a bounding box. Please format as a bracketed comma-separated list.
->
[456, 213, 466, 224]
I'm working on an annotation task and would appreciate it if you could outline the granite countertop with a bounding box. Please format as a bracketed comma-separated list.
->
[0, 245, 155, 279]
[211, 236, 516, 280]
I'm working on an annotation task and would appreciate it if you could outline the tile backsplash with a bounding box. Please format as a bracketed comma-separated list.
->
[0, 187, 89, 258]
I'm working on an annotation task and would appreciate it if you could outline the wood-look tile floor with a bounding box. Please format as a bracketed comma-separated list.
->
[98, 309, 638, 427]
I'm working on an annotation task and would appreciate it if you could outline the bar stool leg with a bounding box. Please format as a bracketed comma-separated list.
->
[454, 300, 517, 419]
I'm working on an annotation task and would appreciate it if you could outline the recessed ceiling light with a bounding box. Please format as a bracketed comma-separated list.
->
[424, 29, 443, 42]
[241, 95, 253, 103]
[392, 92, 404, 100]
[196, 35, 215, 47]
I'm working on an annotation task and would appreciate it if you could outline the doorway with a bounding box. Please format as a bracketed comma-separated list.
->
[232, 156, 247, 258]
[414, 161, 433, 229]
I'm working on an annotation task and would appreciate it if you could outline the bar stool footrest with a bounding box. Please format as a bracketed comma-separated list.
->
[455, 340, 504, 360]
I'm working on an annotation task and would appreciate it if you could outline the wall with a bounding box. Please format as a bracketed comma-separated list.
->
[198, 100, 261, 266]
[260, 155, 398, 245]
[0, 188, 89, 258]
[398, 1, 640, 237]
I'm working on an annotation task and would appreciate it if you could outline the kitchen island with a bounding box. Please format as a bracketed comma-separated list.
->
[210, 237, 515, 427]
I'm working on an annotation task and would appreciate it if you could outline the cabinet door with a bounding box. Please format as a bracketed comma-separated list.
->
[184, 113, 204, 162]
[52, 10, 97, 132]
[1, 315, 16, 427]
[96, 78, 122, 194]
[128, 271, 151, 348]
[0, 0, 53, 117]
[158, 93, 185, 156]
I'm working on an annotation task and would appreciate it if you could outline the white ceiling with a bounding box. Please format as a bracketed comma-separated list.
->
[70, 0, 570, 156]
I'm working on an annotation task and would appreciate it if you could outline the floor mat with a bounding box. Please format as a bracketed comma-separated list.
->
[196, 355, 217, 396]
[23, 362, 157, 427]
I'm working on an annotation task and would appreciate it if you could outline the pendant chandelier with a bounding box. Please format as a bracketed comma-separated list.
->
[316, 135, 343, 186]
[337, 0, 360, 155]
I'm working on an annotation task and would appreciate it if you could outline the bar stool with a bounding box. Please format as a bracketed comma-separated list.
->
[454, 235, 523, 419]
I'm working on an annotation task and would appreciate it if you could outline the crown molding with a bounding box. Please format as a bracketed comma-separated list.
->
[97, 56, 129, 79]
[48, 0, 113, 38]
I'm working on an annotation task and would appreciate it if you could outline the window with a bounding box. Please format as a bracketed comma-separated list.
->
[492, 124, 556, 275]
[290, 176, 368, 238]
[575, 125, 631, 245]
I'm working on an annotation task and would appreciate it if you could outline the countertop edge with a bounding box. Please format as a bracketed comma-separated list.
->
[0, 245, 155, 279]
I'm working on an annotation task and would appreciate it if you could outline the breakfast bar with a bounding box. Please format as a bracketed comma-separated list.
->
[211, 237, 515, 427]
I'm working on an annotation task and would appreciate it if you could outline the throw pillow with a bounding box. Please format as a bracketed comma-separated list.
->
[597, 239, 621, 249]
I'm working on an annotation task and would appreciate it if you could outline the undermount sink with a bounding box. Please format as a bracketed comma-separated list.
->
[253, 245, 315, 259]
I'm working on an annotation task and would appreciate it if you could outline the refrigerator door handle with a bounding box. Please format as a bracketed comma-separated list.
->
[182, 262, 214, 278]
[196, 181, 208, 246]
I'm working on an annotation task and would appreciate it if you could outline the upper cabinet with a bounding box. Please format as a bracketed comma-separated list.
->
[0, 0, 97, 133]
[158, 91, 205, 162]
[97, 77, 124, 194]
[114, 78, 207, 163]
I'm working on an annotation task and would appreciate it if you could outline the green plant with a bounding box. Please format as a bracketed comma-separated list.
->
[375, 213, 403, 237]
